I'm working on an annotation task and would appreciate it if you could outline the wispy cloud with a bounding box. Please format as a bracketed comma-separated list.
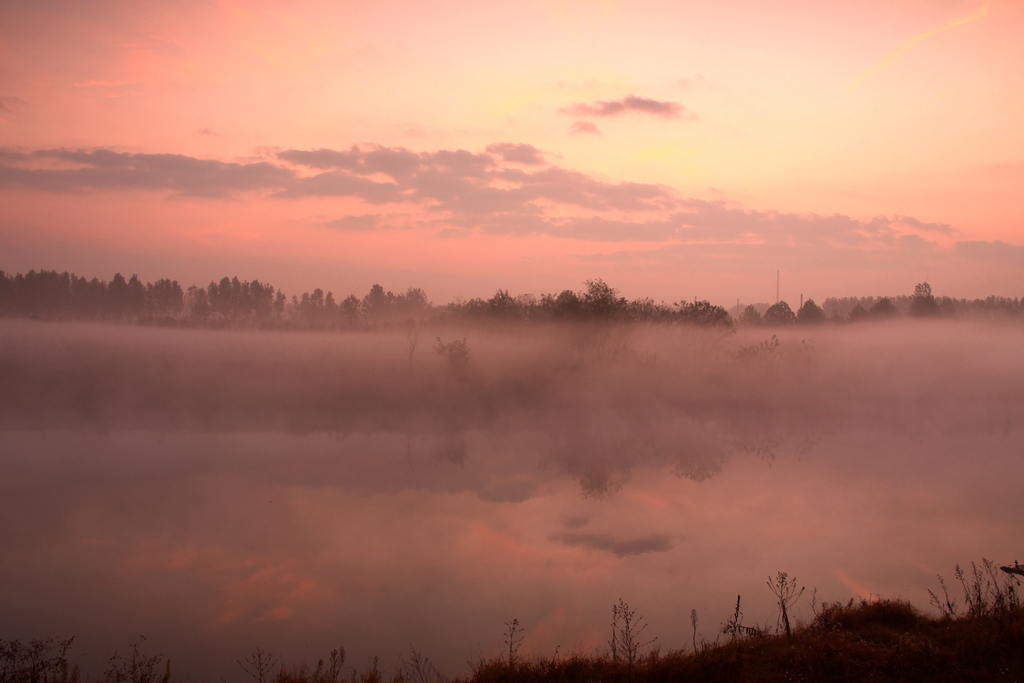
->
[0, 148, 291, 198]
[856, 1, 990, 83]
[569, 121, 600, 135]
[894, 215, 956, 235]
[553, 532, 673, 557]
[0, 143, 988, 262]
[0, 96, 29, 114]
[561, 95, 692, 119]
[485, 142, 546, 165]
[323, 214, 383, 231]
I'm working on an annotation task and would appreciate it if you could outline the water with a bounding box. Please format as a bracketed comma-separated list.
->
[1, 320, 1021, 680]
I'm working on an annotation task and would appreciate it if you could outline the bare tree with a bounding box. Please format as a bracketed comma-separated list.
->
[105, 637, 170, 683]
[406, 320, 420, 369]
[237, 647, 278, 683]
[503, 619, 524, 666]
[767, 572, 805, 636]
[401, 647, 446, 683]
[609, 599, 656, 674]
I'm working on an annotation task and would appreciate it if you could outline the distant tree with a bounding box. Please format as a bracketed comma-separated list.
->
[247, 280, 276, 317]
[677, 300, 732, 327]
[299, 288, 328, 326]
[487, 289, 519, 318]
[910, 282, 939, 317]
[66, 273, 100, 318]
[868, 297, 898, 319]
[938, 296, 956, 318]
[107, 273, 131, 317]
[848, 304, 869, 322]
[126, 275, 146, 316]
[627, 297, 672, 322]
[542, 289, 583, 319]
[763, 300, 796, 326]
[184, 285, 210, 320]
[0, 270, 9, 313]
[796, 298, 825, 324]
[362, 284, 393, 317]
[9, 270, 73, 316]
[273, 290, 286, 315]
[739, 305, 763, 326]
[400, 287, 431, 315]
[581, 278, 626, 318]
[147, 278, 184, 316]
[340, 294, 360, 319]
[434, 337, 470, 372]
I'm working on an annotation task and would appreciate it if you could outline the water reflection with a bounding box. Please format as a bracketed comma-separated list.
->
[0, 321, 1022, 680]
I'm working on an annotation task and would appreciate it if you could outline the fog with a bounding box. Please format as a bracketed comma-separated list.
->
[1, 319, 1022, 680]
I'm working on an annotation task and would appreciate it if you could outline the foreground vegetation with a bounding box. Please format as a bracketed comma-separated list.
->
[4, 562, 1021, 683]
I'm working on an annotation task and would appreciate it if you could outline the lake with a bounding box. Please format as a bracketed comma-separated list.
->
[1, 319, 1021, 680]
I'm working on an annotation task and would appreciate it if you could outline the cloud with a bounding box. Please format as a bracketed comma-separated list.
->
[954, 240, 1024, 266]
[894, 215, 955, 235]
[323, 214, 382, 231]
[476, 478, 539, 503]
[197, 128, 217, 136]
[0, 143, 988, 261]
[569, 121, 600, 135]
[554, 532, 673, 557]
[0, 148, 292, 198]
[0, 96, 29, 114]
[856, 2, 990, 84]
[562, 515, 590, 529]
[485, 143, 546, 165]
[561, 95, 691, 119]
[279, 146, 676, 217]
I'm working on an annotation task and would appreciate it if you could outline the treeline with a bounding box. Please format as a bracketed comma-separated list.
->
[739, 282, 1023, 326]
[1, 269, 1021, 330]
[0, 271, 731, 329]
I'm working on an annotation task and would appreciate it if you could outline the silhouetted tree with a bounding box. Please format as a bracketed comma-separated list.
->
[340, 294, 360, 320]
[146, 279, 183, 316]
[910, 282, 939, 317]
[796, 298, 825, 324]
[487, 289, 519, 318]
[763, 301, 796, 325]
[626, 297, 672, 322]
[848, 304, 869, 322]
[541, 289, 583, 319]
[581, 279, 626, 318]
[869, 297, 898, 319]
[399, 287, 431, 315]
[739, 305, 763, 326]
[362, 284, 392, 316]
[107, 273, 131, 317]
[677, 300, 732, 327]
[184, 285, 210, 321]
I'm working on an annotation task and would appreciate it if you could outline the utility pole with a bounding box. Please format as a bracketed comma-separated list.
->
[800, 293, 803, 309]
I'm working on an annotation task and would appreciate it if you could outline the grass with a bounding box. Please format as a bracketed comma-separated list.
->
[469, 598, 1024, 683]
[4, 564, 1022, 683]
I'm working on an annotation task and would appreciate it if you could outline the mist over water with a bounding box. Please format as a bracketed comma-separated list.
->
[1, 319, 1022, 680]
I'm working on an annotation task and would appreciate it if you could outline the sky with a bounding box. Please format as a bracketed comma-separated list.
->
[1, 0, 1023, 304]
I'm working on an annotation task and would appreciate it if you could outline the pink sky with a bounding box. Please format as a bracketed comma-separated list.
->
[1, 0, 1022, 303]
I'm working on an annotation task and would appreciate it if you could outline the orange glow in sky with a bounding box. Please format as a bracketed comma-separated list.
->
[1, 0, 1022, 302]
